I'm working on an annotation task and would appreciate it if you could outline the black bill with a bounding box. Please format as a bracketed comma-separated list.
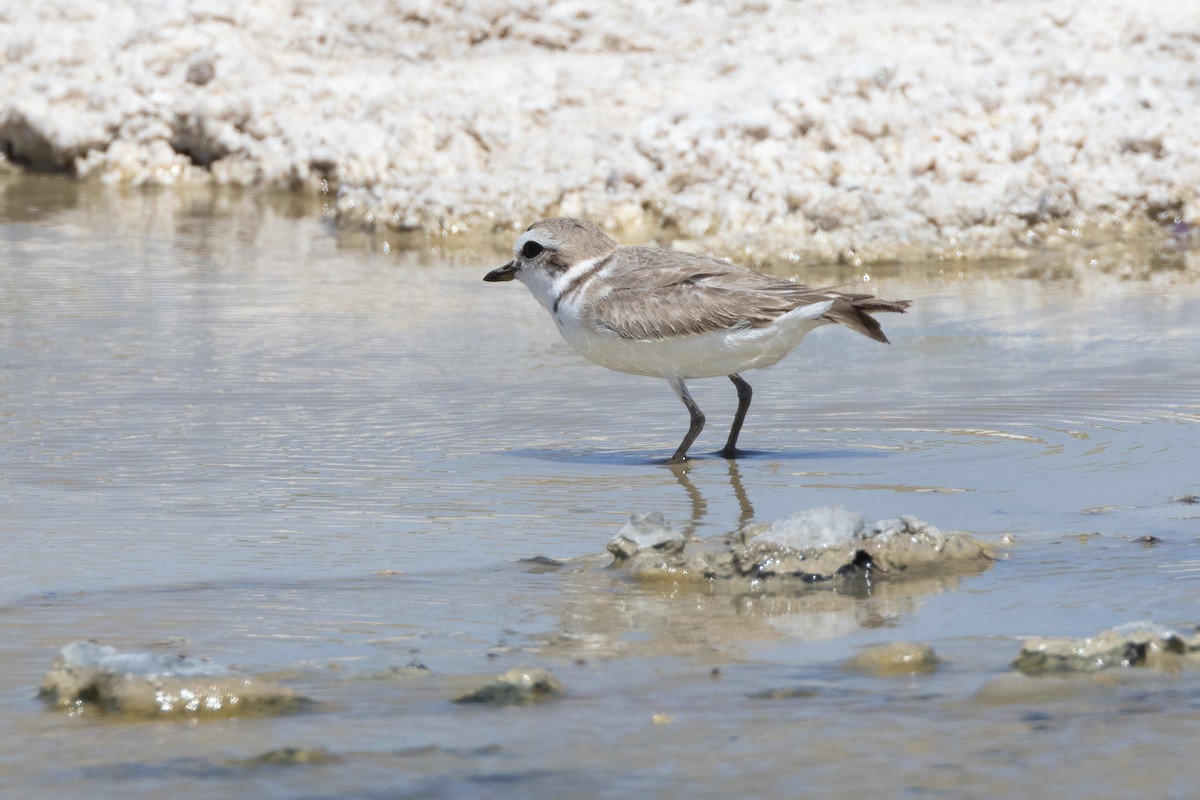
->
[483, 261, 518, 282]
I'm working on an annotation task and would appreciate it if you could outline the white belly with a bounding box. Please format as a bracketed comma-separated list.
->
[554, 301, 832, 379]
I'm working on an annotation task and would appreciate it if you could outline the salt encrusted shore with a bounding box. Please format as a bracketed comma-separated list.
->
[2, 0, 1197, 263]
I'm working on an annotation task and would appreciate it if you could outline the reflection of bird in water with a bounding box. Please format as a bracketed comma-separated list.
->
[541, 459, 987, 663]
[669, 459, 756, 538]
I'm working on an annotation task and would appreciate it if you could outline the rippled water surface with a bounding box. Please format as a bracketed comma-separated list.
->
[2, 174, 1199, 798]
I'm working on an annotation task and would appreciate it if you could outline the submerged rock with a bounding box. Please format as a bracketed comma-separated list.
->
[1013, 622, 1200, 675]
[39, 640, 308, 717]
[749, 686, 822, 700]
[846, 642, 940, 676]
[453, 667, 564, 706]
[609, 506, 993, 588]
[974, 673, 1108, 705]
[244, 747, 341, 766]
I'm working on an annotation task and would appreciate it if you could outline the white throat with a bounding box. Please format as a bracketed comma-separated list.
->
[518, 254, 607, 315]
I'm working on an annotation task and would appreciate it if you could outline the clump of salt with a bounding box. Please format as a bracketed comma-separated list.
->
[753, 505, 865, 551]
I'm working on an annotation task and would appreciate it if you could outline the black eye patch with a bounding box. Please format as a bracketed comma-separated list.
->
[522, 241, 544, 259]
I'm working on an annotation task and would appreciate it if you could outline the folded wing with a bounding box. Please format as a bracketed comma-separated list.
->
[583, 248, 910, 343]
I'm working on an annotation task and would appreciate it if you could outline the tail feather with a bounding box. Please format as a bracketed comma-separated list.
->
[822, 296, 911, 344]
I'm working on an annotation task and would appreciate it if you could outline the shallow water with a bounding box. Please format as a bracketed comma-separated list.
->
[2, 173, 1199, 798]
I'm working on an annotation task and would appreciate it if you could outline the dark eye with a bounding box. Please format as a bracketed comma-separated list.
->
[522, 241, 544, 259]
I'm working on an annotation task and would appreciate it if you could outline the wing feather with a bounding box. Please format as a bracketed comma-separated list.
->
[583, 247, 908, 342]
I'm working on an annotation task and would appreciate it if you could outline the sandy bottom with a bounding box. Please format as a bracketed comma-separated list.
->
[2, 174, 1199, 798]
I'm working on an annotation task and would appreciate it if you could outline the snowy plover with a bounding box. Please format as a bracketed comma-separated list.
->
[484, 218, 910, 464]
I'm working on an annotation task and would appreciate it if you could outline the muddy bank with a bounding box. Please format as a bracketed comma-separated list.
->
[1013, 622, 1200, 675]
[453, 667, 565, 706]
[2, 0, 1198, 263]
[40, 641, 309, 717]
[974, 623, 1200, 704]
[608, 506, 994, 588]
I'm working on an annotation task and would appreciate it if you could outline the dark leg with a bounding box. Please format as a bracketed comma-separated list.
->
[667, 377, 705, 464]
[720, 373, 753, 459]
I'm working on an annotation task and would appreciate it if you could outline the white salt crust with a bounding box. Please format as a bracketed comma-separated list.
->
[2, 0, 1197, 262]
